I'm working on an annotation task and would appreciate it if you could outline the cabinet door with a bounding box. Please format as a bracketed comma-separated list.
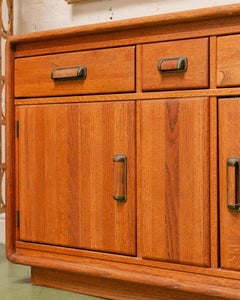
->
[138, 98, 210, 267]
[17, 101, 136, 256]
[219, 98, 240, 270]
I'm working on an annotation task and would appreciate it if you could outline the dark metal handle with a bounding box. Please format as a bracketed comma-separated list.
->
[158, 57, 187, 73]
[51, 66, 87, 81]
[227, 157, 240, 212]
[113, 154, 127, 202]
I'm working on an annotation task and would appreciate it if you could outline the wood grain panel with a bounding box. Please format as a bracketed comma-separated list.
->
[15, 46, 135, 98]
[18, 101, 136, 255]
[138, 97, 210, 266]
[219, 98, 240, 271]
[142, 38, 209, 91]
[217, 35, 240, 87]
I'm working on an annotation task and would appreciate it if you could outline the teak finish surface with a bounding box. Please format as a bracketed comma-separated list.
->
[15, 46, 135, 98]
[18, 102, 136, 255]
[219, 98, 240, 271]
[217, 35, 240, 88]
[6, 3, 240, 300]
[138, 98, 210, 267]
[142, 38, 209, 91]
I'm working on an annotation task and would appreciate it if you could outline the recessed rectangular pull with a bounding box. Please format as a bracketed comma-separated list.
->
[158, 57, 187, 73]
[113, 154, 127, 202]
[51, 66, 87, 81]
[227, 157, 240, 212]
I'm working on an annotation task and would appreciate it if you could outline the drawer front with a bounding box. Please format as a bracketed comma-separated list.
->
[217, 35, 240, 87]
[142, 38, 209, 91]
[15, 46, 135, 98]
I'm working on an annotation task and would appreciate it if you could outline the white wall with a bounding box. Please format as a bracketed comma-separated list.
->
[0, 0, 238, 244]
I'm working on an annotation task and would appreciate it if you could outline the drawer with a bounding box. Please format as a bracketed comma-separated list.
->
[217, 34, 240, 87]
[142, 38, 209, 91]
[15, 46, 135, 98]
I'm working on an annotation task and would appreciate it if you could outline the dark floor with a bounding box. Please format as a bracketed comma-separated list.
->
[0, 243, 104, 300]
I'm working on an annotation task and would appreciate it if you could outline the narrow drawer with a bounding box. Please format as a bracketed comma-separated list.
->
[142, 38, 209, 91]
[15, 46, 135, 98]
[217, 34, 240, 87]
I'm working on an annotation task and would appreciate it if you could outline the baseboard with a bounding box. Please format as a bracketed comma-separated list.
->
[0, 218, 5, 244]
[31, 267, 211, 300]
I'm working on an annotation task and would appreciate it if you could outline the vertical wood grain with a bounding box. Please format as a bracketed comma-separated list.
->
[18, 101, 136, 256]
[136, 100, 142, 258]
[210, 97, 219, 269]
[217, 35, 240, 87]
[15, 108, 19, 242]
[5, 40, 16, 257]
[219, 98, 240, 270]
[139, 97, 210, 267]
[136, 45, 142, 93]
[210, 36, 217, 89]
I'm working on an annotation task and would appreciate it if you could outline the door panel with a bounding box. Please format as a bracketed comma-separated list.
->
[18, 101, 136, 256]
[138, 98, 210, 267]
[219, 98, 240, 270]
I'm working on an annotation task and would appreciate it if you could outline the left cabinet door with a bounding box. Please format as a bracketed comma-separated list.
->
[17, 101, 136, 256]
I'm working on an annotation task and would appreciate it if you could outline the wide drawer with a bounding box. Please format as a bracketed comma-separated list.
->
[217, 34, 240, 87]
[142, 38, 209, 91]
[15, 46, 135, 98]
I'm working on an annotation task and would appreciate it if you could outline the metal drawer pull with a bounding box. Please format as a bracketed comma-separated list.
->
[227, 157, 240, 212]
[51, 66, 87, 81]
[158, 57, 187, 73]
[113, 154, 127, 202]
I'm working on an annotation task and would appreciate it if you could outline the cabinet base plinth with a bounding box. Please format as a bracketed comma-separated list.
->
[31, 267, 218, 300]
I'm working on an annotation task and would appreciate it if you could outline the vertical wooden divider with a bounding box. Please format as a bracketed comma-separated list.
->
[136, 44, 142, 258]
[5, 40, 15, 257]
[210, 36, 219, 269]
[15, 107, 19, 242]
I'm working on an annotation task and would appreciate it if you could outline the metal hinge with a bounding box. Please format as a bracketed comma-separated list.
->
[17, 210, 20, 227]
[16, 120, 19, 138]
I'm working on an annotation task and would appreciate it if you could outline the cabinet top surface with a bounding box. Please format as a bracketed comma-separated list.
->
[7, 3, 240, 46]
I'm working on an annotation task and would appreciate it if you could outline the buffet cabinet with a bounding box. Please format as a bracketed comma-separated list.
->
[6, 4, 240, 299]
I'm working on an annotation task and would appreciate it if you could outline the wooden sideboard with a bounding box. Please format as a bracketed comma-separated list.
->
[6, 4, 240, 299]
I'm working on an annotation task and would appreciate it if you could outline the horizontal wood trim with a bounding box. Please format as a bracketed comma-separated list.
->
[14, 88, 240, 105]
[8, 4, 240, 46]
[30, 267, 226, 300]
[9, 248, 240, 300]
[13, 17, 240, 59]
[15, 241, 240, 281]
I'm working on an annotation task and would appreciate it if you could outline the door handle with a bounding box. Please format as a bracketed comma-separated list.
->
[113, 154, 127, 202]
[227, 157, 240, 212]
